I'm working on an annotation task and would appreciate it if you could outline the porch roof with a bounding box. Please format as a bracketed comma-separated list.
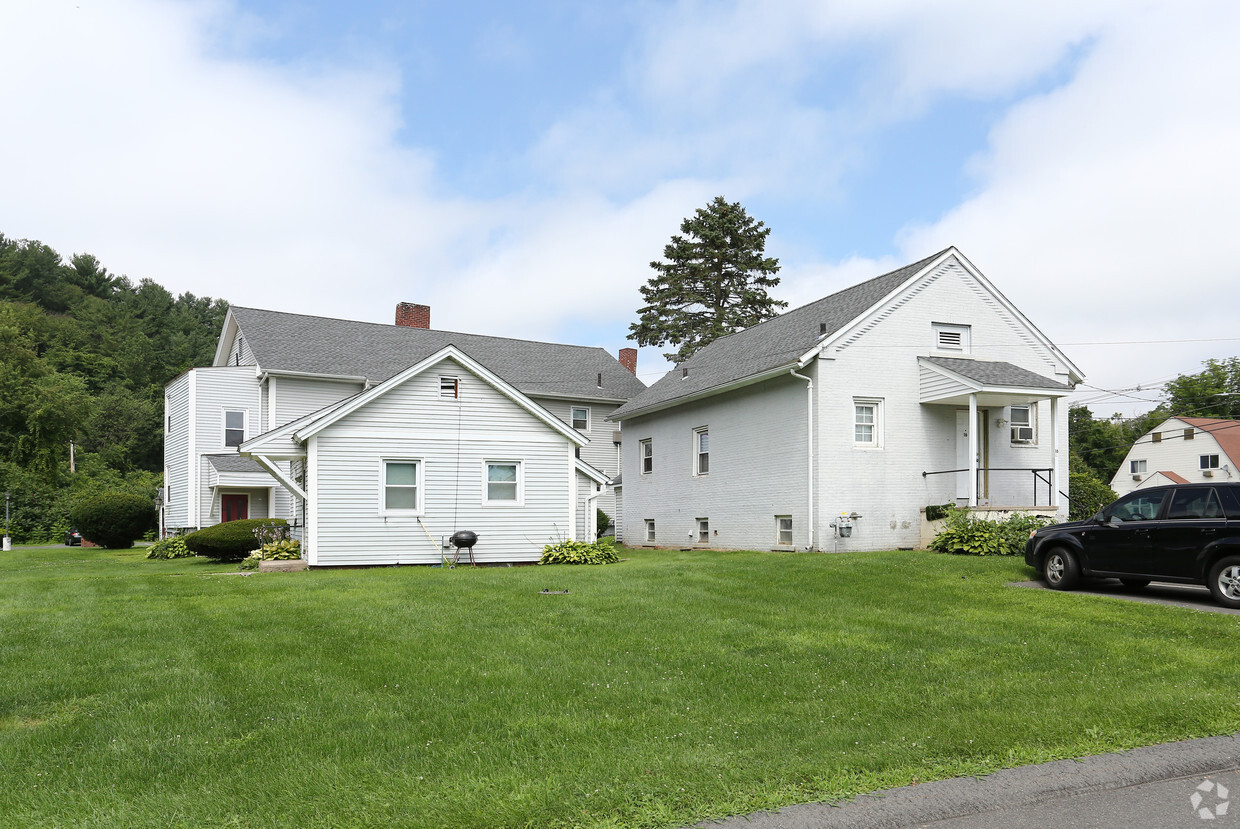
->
[919, 356, 1071, 406]
[204, 454, 277, 488]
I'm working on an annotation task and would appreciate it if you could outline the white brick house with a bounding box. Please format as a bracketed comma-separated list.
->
[609, 247, 1084, 553]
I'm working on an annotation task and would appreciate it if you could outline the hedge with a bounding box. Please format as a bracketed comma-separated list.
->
[69, 492, 156, 549]
[183, 519, 287, 560]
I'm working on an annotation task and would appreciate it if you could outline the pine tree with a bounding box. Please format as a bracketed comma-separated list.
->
[629, 196, 785, 362]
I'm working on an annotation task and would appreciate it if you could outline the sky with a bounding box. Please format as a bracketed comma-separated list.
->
[3, 0, 1239, 418]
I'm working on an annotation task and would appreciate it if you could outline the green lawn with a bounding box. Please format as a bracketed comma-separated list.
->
[2, 546, 1238, 828]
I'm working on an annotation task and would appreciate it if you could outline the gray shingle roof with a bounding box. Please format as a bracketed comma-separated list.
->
[922, 357, 1069, 390]
[228, 307, 647, 401]
[205, 454, 267, 473]
[610, 249, 948, 419]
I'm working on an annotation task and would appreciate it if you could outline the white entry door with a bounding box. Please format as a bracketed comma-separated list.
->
[955, 410, 989, 501]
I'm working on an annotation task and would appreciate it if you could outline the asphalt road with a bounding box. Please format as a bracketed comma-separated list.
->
[696, 735, 1240, 829]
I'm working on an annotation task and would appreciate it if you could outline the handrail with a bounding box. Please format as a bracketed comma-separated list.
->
[923, 467, 1055, 506]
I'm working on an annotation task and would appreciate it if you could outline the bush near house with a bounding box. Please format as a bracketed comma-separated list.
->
[540, 537, 620, 565]
[183, 519, 287, 560]
[929, 505, 1053, 556]
[68, 492, 156, 549]
[145, 535, 194, 559]
[1068, 471, 1118, 521]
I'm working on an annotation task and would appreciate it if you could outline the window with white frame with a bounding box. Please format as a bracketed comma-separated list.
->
[693, 427, 709, 475]
[639, 438, 653, 474]
[776, 516, 793, 546]
[1130, 459, 1148, 474]
[1010, 404, 1036, 445]
[440, 376, 459, 398]
[697, 518, 709, 543]
[932, 323, 971, 352]
[224, 410, 245, 448]
[381, 460, 421, 513]
[645, 519, 656, 543]
[484, 461, 522, 504]
[571, 406, 589, 431]
[1201, 454, 1220, 470]
[854, 399, 882, 448]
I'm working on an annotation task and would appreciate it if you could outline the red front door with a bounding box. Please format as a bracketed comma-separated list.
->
[221, 494, 249, 523]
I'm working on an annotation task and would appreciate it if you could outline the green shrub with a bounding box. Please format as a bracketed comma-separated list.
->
[924, 503, 953, 522]
[540, 537, 620, 565]
[1068, 471, 1117, 521]
[146, 535, 194, 559]
[259, 539, 301, 560]
[183, 519, 286, 560]
[239, 552, 261, 571]
[69, 492, 156, 549]
[929, 506, 1053, 556]
[596, 508, 612, 538]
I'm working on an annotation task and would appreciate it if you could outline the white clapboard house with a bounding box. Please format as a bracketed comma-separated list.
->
[163, 304, 644, 565]
[609, 247, 1084, 553]
[1110, 417, 1240, 497]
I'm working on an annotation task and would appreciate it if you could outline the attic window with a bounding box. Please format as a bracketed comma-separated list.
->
[440, 377, 459, 399]
[1185, 428, 1195, 440]
[1152, 432, 1162, 443]
[932, 323, 970, 352]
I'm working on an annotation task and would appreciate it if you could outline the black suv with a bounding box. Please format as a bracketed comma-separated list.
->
[1025, 483, 1240, 608]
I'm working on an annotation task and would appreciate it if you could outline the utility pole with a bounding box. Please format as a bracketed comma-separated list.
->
[4, 492, 11, 552]
[70, 440, 76, 473]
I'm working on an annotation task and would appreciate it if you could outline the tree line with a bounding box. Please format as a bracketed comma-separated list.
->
[0, 234, 227, 541]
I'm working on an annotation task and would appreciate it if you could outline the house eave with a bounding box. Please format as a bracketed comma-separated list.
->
[608, 363, 798, 422]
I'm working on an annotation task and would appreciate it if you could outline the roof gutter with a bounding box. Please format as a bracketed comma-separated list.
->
[609, 362, 797, 422]
[789, 367, 815, 551]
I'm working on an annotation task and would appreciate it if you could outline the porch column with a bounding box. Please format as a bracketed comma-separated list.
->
[1050, 397, 1060, 511]
[968, 393, 978, 507]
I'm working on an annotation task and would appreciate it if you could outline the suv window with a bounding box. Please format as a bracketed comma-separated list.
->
[1219, 486, 1240, 520]
[1165, 487, 1224, 520]
[1104, 490, 1168, 522]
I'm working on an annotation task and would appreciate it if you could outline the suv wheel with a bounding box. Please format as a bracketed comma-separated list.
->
[1207, 556, 1240, 609]
[1043, 548, 1080, 590]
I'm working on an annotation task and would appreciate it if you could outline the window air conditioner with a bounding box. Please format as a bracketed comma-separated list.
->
[1203, 469, 1214, 477]
[1012, 426, 1034, 443]
[1132, 474, 1142, 481]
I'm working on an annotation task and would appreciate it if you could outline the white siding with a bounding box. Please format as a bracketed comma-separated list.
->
[189, 367, 264, 530]
[1110, 418, 1232, 496]
[163, 373, 191, 530]
[530, 397, 622, 523]
[274, 376, 365, 424]
[309, 359, 577, 565]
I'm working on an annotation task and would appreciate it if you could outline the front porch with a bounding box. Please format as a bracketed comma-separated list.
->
[918, 355, 1073, 515]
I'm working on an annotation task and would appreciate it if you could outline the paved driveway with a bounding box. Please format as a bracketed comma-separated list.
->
[1011, 579, 1240, 615]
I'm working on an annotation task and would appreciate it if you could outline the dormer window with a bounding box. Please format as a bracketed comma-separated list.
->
[933, 323, 970, 353]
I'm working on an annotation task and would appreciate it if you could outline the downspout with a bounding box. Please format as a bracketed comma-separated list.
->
[790, 368, 814, 551]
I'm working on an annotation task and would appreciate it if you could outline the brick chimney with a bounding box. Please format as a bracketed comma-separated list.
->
[395, 302, 430, 329]
[619, 348, 637, 376]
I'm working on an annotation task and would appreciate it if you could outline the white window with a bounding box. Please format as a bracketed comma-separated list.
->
[776, 516, 793, 546]
[440, 376, 459, 398]
[854, 399, 882, 448]
[639, 439, 653, 474]
[697, 518, 709, 543]
[645, 519, 656, 543]
[693, 427, 709, 475]
[1010, 404, 1035, 445]
[223, 410, 245, 448]
[933, 323, 970, 352]
[381, 460, 421, 514]
[1130, 459, 1148, 474]
[1201, 454, 1220, 469]
[484, 461, 522, 504]
[571, 406, 589, 431]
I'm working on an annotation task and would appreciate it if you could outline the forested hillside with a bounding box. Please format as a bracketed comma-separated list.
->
[0, 234, 227, 541]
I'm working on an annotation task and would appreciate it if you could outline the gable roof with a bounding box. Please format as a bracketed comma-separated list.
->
[610, 250, 945, 420]
[219, 306, 646, 402]
[610, 247, 1081, 420]
[1175, 418, 1240, 467]
[241, 346, 588, 452]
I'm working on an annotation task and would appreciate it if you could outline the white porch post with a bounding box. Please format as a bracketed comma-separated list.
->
[1050, 397, 1061, 511]
[968, 393, 978, 507]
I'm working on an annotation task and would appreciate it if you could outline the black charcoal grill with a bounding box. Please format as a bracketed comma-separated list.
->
[449, 530, 478, 565]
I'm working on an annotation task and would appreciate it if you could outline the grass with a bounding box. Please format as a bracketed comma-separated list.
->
[1, 546, 1238, 828]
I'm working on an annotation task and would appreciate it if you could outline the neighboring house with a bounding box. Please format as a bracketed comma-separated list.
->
[1110, 417, 1240, 497]
[609, 247, 1084, 553]
[163, 303, 644, 564]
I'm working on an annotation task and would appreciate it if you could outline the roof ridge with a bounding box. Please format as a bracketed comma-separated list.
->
[230, 305, 615, 354]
